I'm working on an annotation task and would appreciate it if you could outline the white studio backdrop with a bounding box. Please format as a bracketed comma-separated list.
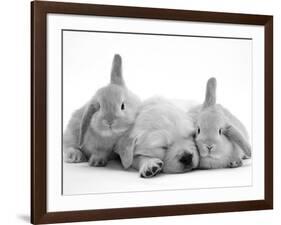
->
[63, 30, 252, 134]
[62, 26, 254, 196]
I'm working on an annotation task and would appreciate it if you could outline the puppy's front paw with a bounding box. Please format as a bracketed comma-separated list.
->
[64, 148, 87, 163]
[140, 158, 163, 178]
[228, 160, 243, 168]
[88, 155, 108, 167]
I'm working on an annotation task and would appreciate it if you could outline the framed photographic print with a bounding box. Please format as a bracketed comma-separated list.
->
[31, 1, 273, 224]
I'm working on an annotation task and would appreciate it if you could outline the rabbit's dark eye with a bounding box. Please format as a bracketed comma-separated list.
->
[219, 128, 222, 135]
[197, 127, 200, 134]
[121, 102, 125, 110]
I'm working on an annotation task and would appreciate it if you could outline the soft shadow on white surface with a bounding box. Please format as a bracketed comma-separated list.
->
[63, 159, 252, 195]
[17, 215, 30, 223]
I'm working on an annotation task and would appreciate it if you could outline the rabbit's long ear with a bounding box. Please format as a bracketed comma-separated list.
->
[115, 133, 136, 169]
[223, 125, 252, 157]
[203, 77, 217, 108]
[110, 54, 125, 86]
[79, 101, 100, 148]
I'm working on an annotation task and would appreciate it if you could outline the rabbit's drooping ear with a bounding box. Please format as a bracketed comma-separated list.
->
[79, 101, 100, 148]
[110, 54, 125, 86]
[223, 125, 252, 157]
[203, 77, 217, 109]
[115, 133, 136, 169]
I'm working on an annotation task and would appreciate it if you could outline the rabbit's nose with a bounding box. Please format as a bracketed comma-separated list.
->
[179, 152, 193, 166]
[206, 145, 214, 151]
[103, 119, 114, 127]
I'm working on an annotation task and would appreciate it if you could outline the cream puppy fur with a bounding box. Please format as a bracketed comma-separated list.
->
[115, 97, 199, 178]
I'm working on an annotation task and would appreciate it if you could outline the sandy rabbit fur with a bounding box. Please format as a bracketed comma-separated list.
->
[189, 77, 251, 169]
[63, 54, 141, 166]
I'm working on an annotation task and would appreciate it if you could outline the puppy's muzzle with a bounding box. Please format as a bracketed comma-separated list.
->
[179, 152, 193, 167]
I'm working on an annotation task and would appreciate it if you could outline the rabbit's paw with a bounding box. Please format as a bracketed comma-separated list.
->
[140, 158, 163, 178]
[88, 154, 108, 167]
[228, 160, 243, 168]
[64, 148, 87, 163]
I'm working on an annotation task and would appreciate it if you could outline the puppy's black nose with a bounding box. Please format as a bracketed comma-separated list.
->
[179, 152, 193, 166]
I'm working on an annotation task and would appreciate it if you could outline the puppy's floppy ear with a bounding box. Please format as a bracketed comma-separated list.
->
[115, 132, 136, 169]
[203, 77, 217, 109]
[79, 101, 100, 148]
[110, 54, 125, 86]
[223, 125, 251, 157]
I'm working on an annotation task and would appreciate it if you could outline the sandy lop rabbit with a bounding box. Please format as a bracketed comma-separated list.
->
[63, 54, 141, 166]
[115, 97, 199, 178]
[189, 77, 251, 169]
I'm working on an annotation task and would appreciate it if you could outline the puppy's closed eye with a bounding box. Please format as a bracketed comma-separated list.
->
[162, 146, 169, 150]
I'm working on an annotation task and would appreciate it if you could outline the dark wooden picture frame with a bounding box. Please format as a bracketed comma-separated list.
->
[31, 1, 273, 224]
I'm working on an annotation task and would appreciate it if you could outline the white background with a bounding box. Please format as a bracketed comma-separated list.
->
[0, 0, 280, 224]
[63, 29, 252, 132]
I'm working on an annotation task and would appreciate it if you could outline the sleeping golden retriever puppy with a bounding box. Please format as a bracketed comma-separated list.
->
[115, 97, 199, 178]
